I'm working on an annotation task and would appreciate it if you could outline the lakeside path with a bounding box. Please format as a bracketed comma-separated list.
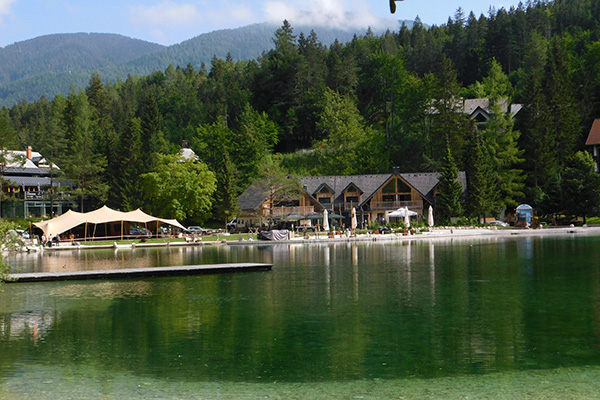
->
[34, 225, 600, 251]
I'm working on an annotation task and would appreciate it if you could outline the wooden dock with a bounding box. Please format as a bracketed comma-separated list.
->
[7, 263, 273, 283]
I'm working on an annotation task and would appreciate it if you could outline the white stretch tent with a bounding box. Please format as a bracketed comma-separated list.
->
[34, 205, 186, 239]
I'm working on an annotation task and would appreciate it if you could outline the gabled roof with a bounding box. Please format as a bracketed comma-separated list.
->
[313, 182, 335, 196]
[238, 182, 271, 211]
[1, 149, 62, 188]
[301, 174, 391, 205]
[240, 172, 468, 212]
[585, 119, 600, 146]
[462, 98, 522, 119]
[341, 182, 364, 195]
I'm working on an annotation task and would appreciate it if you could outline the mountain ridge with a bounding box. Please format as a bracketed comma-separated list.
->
[0, 19, 415, 106]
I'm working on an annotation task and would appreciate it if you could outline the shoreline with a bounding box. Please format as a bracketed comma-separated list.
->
[28, 225, 600, 251]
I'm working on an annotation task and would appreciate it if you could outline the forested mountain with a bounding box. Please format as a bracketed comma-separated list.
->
[0, 20, 408, 106]
[0, 33, 164, 84]
[1, 0, 600, 225]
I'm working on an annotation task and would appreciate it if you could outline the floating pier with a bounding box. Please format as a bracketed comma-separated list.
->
[7, 263, 273, 283]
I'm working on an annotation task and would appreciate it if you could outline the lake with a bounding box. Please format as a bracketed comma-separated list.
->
[2, 233, 600, 399]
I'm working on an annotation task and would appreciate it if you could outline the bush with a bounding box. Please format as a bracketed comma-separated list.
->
[0, 219, 17, 286]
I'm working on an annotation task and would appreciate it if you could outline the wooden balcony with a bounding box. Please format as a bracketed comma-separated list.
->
[263, 206, 316, 217]
[368, 200, 423, 212]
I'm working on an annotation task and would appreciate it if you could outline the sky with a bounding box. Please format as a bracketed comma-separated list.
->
[0, 0, 522, 48]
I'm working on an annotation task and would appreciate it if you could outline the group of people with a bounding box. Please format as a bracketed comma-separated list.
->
[40, 234, 60, 247]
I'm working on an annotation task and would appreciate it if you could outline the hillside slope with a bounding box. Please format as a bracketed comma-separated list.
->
[0, 33, 164, 85]
[0, 20, 411, 106]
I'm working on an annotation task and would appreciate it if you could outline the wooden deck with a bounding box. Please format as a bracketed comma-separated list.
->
[7, 263, 273, 283]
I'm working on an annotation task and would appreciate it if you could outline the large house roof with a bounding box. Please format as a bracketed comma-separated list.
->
[239, 172, 467, 211]
[462, 98, 522, 118]
[301, 174, 391, 205]
[585, 119, 600, 146]
[238, 182, 271, 211]
[1, 148, 62, 188]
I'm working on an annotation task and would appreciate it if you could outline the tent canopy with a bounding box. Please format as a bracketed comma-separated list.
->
[33, 205, 186, 238]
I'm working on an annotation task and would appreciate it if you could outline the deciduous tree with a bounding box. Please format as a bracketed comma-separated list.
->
[140, 154, 216, 222]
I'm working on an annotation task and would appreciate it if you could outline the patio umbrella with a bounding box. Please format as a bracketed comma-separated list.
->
[282, 213, 302, 221]
[323, 209, 330, 231]
[428, 205, 434, 227]
[404, 207, 411, 228]
[303, 213, 324, 221]
[388, 208, 418, 218]
[351, 207, 357, 231]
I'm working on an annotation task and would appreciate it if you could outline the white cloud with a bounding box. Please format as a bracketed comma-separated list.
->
[202, 2, 256, 28]
[263, 0, 390, 30]
[128, 1, 257, 44]
[0, 0, 17, 18]
[129, 1, 201, 28]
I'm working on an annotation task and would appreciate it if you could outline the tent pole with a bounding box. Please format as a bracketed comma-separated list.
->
[121, 220, 123, 241]
[84, 222, 87, 242]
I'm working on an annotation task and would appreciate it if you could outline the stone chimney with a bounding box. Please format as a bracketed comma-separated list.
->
[26, 146, 32, 159]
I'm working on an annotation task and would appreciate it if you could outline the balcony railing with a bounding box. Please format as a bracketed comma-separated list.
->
[4, 191, 69, 201]
[263, 206, 316, 217]
[368, 200, 423, 212]
[318, 203, 334, 211]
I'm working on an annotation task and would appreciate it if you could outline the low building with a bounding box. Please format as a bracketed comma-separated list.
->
[237, 170, 467, 229]
[585, 118, 600, 172]
[0, 147, 70, 218]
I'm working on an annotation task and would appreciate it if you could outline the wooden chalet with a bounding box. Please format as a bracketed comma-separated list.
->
[237, 171, 467, 229]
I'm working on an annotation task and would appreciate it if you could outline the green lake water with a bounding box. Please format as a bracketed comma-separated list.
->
[2, 234, 600, 399]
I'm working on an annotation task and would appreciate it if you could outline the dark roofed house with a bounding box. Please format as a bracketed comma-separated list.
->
[1, 147, 70, 218]
[462, 98, 522, 125]
[585, 119, 600, 172]
[237, 170, 467, 229]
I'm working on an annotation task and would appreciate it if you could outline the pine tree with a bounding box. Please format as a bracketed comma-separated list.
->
[60, 90, 108, 211]
[465, 130, 498, 222]
[140, 89, 167, 173]
[113, 117, 143, 210]
[213, 148, 239, 231]
[562, 151, 600, 224]
[476, 60, 525, 208]
[436, 141, 464, 223]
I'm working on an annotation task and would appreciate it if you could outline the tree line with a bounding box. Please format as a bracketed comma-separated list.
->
[1, 0, 600, 224]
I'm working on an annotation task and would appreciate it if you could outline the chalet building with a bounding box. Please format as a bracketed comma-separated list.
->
[461, 98, 522, 126]
[237, 170, 467, 229]
[585, 119, 600, 172]
[0, 147, 70, 218]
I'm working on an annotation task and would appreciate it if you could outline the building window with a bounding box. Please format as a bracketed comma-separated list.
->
[382, 180, 396, 193]
[346, 196, 359, 203]
[319, 197, 331, 204]
[397, 180, 411, 193]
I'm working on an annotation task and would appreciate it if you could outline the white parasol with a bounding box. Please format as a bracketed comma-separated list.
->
[428, 205, 434, 227]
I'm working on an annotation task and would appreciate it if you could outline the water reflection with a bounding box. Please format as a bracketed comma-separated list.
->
[2, 236, 600, 385]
